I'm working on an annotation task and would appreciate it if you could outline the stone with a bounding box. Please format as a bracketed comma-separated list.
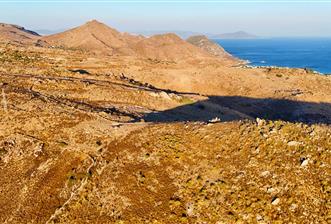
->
[300, 158, 309, 167]
[261, 171, 270, 177]
[256, 214, 263, 221]
[256, 118, 266, 126]
[209, 117, 221, 123]
[271, 197, 280, 205]
[159, 91, 171, 100]
[186, 203, 194, 217]
[267, 187, 275, 194]
[287, 141, 301, 146]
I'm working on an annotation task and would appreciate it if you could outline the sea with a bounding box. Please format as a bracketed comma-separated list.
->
[214, 38, 331, 75]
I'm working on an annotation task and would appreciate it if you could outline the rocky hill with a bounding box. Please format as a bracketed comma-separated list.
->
[0, 23, 42, 45]
[42, 20, 232, 62]
[0, 20, 238, 63]
[43, 20, 138, 56]
[186, 35, 239, 62]
[133, 33, 213, 61]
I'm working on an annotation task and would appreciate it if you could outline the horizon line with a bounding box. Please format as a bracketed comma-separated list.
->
[1, 0, 331, 3]
[2, 20, 330, 38]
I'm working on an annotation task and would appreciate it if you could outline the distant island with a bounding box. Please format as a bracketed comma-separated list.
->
[31, 27, 258, 40]
[133, 30, 204, 39]
[129, 30, 258, 40]
[210, 31, 258, 39]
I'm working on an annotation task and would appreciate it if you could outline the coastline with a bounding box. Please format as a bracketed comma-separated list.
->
[216, 38, 331, 75]
[240, 64, 327, 75]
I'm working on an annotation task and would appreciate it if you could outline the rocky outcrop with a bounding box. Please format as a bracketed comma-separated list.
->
[186, 35, 239, 62]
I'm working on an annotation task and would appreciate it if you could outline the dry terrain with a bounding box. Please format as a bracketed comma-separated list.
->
[0, 21, 330, 223]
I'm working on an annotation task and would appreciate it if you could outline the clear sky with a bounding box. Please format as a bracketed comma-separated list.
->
[0, 0, 331, 37]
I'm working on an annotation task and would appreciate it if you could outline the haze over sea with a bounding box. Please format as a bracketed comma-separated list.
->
[215, 38, 331, 74]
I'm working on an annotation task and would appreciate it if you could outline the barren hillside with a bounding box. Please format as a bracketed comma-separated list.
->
[187, 35, 238, 62]
[0, 21, 330, 223]
[0, 23, 42, 45]
[43, 20, 137, 56]
[42, 20, 229, 63]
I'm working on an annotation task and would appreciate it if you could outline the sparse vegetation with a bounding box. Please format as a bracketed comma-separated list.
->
[0, 21, 330, 223]
[177, 96, 195, 105]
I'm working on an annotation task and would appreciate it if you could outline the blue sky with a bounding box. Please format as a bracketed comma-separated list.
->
[0, 0, 331, 37]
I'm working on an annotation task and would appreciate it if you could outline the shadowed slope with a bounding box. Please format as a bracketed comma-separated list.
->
[0, 41, 330, 224]
[142, 96, 331, 125]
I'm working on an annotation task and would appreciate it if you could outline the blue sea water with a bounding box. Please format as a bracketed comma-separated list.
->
[214, 38, 331, 74]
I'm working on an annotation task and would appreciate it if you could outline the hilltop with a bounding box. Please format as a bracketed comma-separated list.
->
[133, 33, 214, 61]
[0, 20, 239, 63]
[43, 20, 138, 55]
[42, 20, 234, 63]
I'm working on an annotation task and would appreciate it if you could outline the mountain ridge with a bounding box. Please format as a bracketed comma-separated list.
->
[41, 20, 234, 62]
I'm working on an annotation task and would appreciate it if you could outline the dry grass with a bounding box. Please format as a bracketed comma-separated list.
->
[0, 43, 330, 223]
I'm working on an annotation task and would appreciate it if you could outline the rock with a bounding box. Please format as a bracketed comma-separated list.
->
[149, 92, 159, 97]
[34, 143, 45, 157]
[256, 118, 266, 126]
[287, 141, 301, 146]
[271, 197, 280, 205]
[300, 158, 309, 167]
[256, 214, 263, 221]
[267, 187, 275, 194]
[261, 171, 270, 177]
[186, 203, 194, 217]
[290, 203, 298, 212]
[159, 91, 171, 100]
[209, 117, 221, 123]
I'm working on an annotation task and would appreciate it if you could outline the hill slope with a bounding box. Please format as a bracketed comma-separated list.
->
[133, 33, 212, 61]
[42, 20, 231, 62]
[43, 20, 138, 56]
[0, 36, 330, 224]
[186, 35, 239, 62]
[0, 23, 41, 44]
